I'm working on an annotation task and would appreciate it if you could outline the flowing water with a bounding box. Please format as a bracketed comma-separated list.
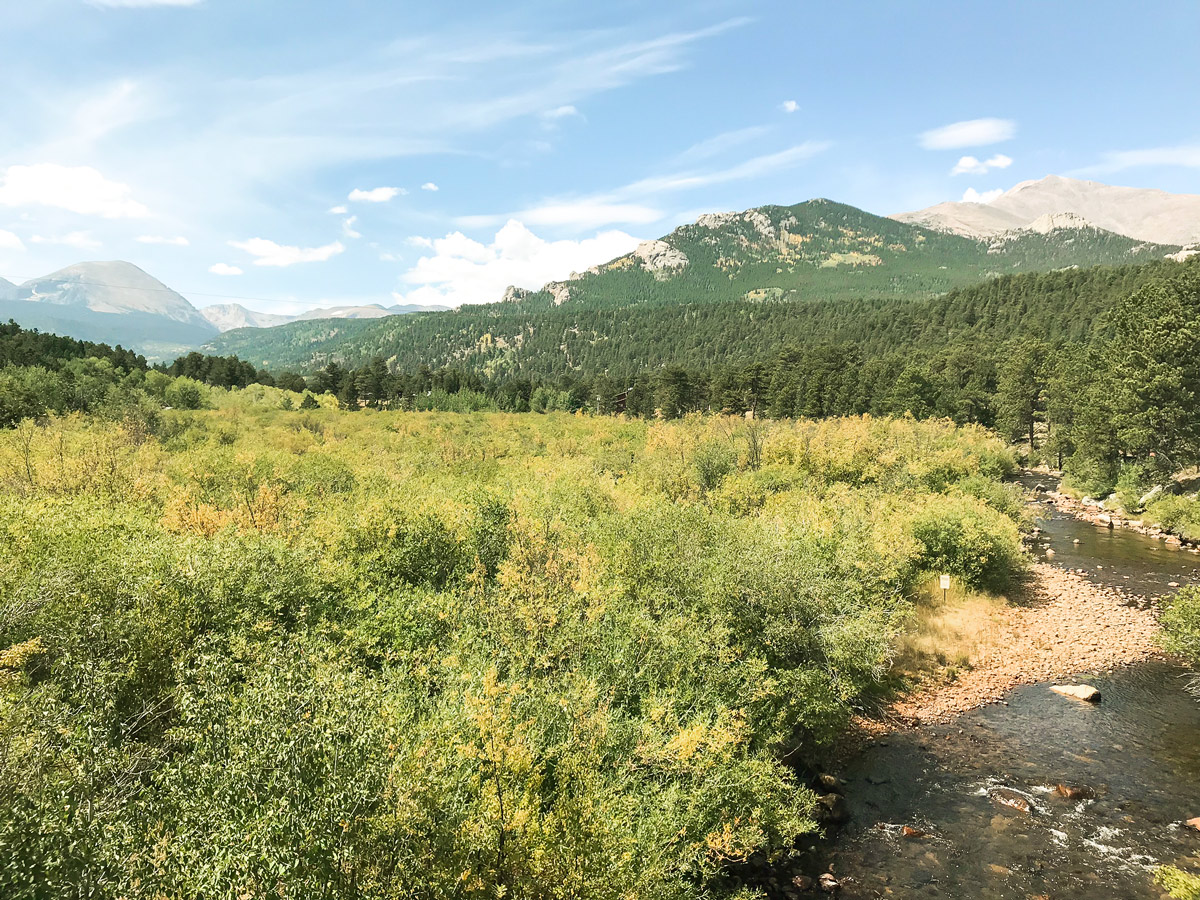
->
[813, 476, 1200, 898]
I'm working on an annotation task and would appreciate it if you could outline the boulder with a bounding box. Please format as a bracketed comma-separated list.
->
[792, 874, 814, 891]
[1051, 684, 1101, 703]
[1095, 513, 1113, 528]
[1186, 816, 1200, 831]
[1138, 485, 1164, 508]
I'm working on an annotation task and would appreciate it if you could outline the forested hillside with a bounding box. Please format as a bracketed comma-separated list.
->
[205, 200, 1177, 373]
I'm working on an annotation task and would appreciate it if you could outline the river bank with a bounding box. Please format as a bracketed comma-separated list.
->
[1026, 468, 1200, 552]
[872, 562, 1165, 728]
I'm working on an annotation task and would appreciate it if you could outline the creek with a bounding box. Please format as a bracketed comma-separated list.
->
[812, 476, 1200, 898]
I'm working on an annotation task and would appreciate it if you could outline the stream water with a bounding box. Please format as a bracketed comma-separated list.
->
[813, 477, 1200, 898]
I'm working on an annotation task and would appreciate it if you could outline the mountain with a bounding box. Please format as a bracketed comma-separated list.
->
[204, 196, 1180, 374]
[895, 175, 1200, 245]
[0, 261, 218, 359]
[200, 303, 293, 332]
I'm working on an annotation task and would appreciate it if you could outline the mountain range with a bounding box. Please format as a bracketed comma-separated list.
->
[3, 176, 1197, 366]
[199, 301, 450, 332]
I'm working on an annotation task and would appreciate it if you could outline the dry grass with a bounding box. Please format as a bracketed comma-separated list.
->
[895, 577, 1008, 681]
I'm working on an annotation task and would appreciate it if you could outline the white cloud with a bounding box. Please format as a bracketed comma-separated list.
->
[87, 0, 203, 6]
[395, 219, 641, 307]
[31, 231, 102, 250]
[229, 237, 346, 267]
[920, 118, 1016, 150]
[348, 186, 404, 203]
[961, 187, 1003, 204]
[136, 234, 190, 246]
[407, 236, 434, 248]
[950, 153, 1013, 176]
[781, 100, 799, 114]
[342, 216, 362, 239]
[0, 164, 149, 218]
[0, 231, 26, 252]
[421, 182, 439, 192]
[328, 205, 348, 214]
[1075, 144, 1200, 175]
[209, 263, 243, 275]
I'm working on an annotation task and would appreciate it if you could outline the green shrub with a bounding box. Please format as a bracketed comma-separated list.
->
[1061, 454, 1118, 499]
[1157, 866, 1200, 900]
[908, 497, 1026, 592]
[1146, 494, 1200, 541]
[1162, 586, 1200, 665]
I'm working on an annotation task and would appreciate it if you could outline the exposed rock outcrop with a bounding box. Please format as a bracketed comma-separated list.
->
[633, 240, 689, 277]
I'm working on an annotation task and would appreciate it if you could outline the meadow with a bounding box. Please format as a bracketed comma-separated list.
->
[0, 386, 1030, 898]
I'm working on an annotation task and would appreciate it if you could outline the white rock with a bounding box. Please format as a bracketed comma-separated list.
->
[633, 240, 689, 275]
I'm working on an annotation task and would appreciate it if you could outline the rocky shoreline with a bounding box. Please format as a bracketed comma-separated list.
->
[869, 562, 1165, 728]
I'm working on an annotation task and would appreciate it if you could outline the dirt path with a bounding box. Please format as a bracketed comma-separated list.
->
[868, 562, 1165, 728]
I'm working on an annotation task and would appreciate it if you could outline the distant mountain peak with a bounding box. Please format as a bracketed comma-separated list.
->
[895, 175, 1200, 246]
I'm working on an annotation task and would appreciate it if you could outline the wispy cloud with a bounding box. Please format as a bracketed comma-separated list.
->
[780, 100, 799, 114]
[421, 182, 439, 192]
[209, 263, 242, 275]
[921, 118, 1015, 149]
[86, 0, 203, 7]
[0, 164, 149, 218]
[459, 203, 663, 230]
[1074, 144, 1200, 175]
[951, 153, 1013, 176]
[136, 234, 190, 245]
[342, 216, 362, 239]
[459, 140, 830, 230]
[229, 237, 346, 267]
[673, 126, 772, 164]
[31, 231, 102, 250]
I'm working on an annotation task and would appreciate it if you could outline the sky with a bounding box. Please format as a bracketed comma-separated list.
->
[1, 0, 1198, 315]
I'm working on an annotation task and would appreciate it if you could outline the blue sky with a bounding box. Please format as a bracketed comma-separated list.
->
[1, 0, 1198, 313]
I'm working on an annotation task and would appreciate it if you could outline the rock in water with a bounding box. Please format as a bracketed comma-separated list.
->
[1055, 783, 1096, 800]
[988, 787, 1034, 815]
[1051, 684, 1101, 702]
[818, 872, 840, 892]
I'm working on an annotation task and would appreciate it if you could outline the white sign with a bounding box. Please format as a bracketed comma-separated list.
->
[939, 575, 951, 591]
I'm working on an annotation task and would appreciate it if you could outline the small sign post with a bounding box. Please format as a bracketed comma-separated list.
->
[939, 574, 951, 603]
